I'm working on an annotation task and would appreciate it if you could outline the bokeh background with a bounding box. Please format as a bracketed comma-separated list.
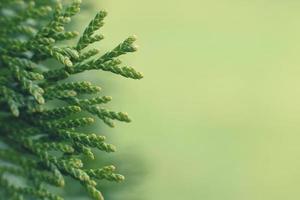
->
[75, 1, 300, 200]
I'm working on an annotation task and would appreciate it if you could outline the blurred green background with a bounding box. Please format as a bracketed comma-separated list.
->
[77, 1, 300, 200]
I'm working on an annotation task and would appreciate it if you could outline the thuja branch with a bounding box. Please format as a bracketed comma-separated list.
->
[0, 0, 143, 200]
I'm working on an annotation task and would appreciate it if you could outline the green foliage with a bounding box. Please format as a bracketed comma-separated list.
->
[0, 0, 142, 200]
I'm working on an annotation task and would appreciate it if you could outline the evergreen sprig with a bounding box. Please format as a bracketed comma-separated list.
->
[0, 0, 143, 200]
